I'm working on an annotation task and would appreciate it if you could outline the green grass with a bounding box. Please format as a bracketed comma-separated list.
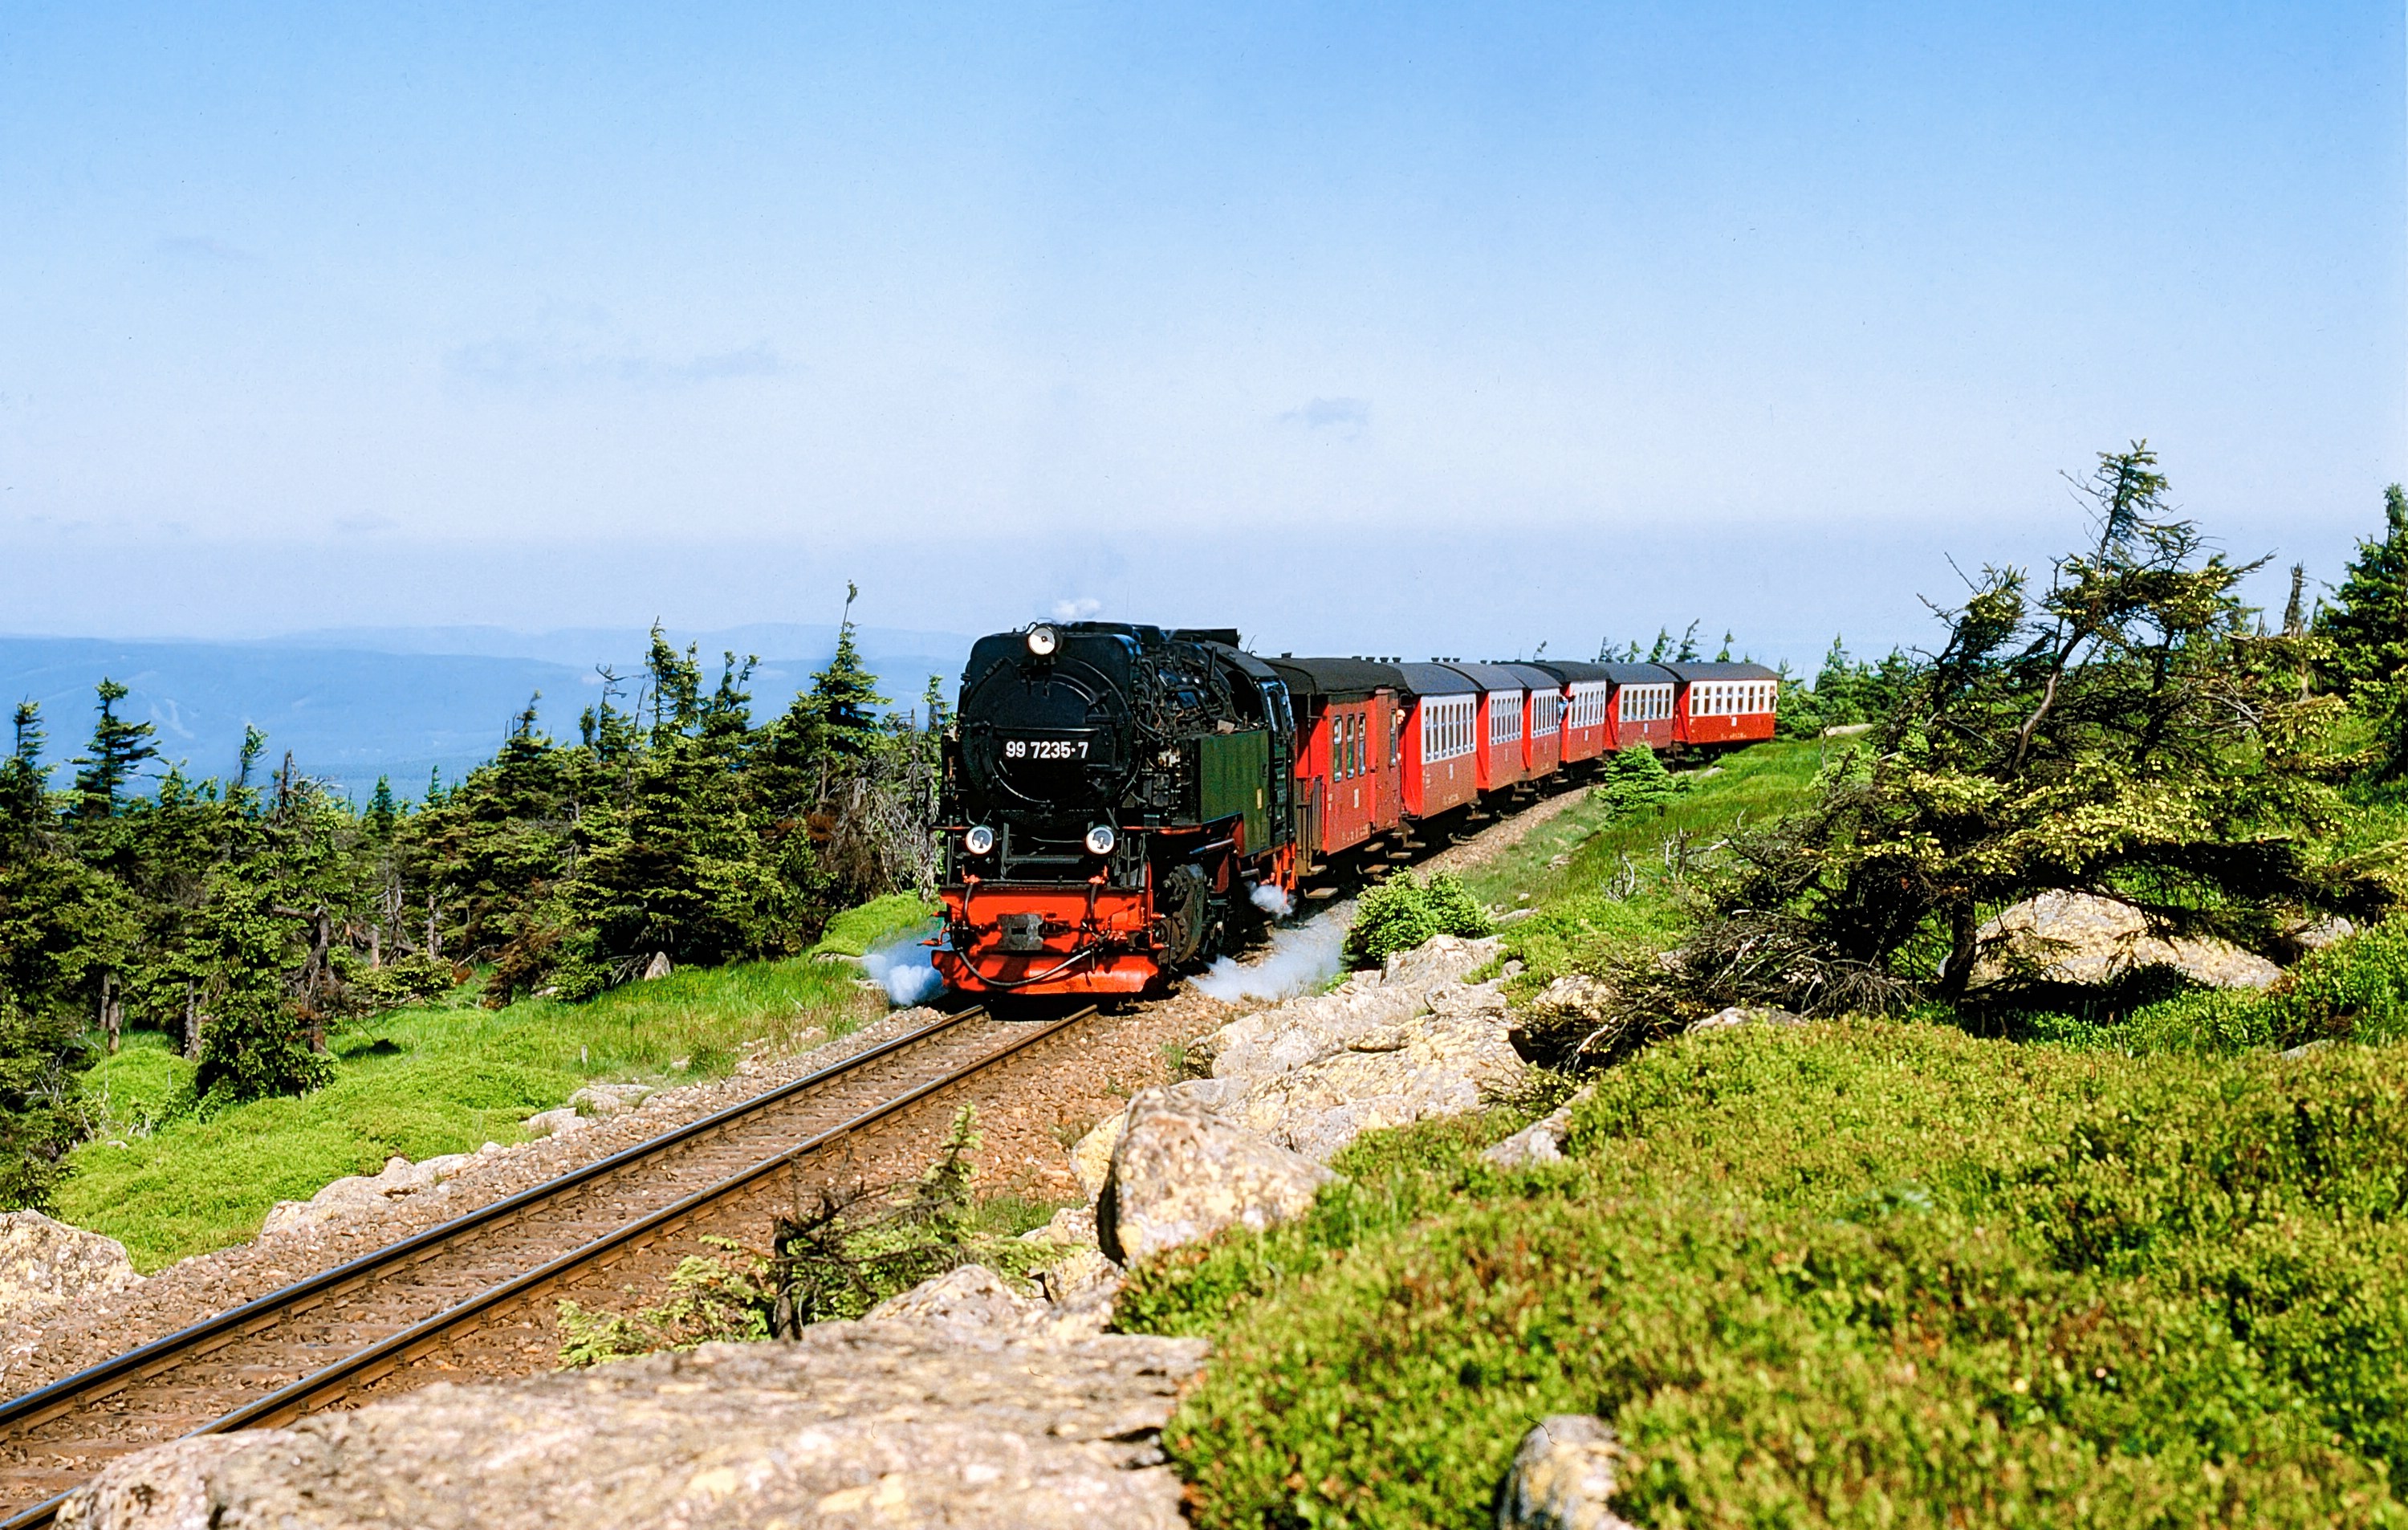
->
[60, 922, 899, 1271]
[1463, 740, 1826, 993]
[1121, 1023, 2408, 1528]
[810, 892, 939, 958]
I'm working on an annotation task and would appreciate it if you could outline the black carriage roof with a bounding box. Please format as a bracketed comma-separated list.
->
[1527, 660, 1616, 685]
[1393, 661, 1476, 698]
[1501, 663, 1565, 694]
[1597, 662, 1681, 687]
[1436, 661, 1531, 692]
[1657, 661, 1781, 682]
[1263, 656, 1406, 701]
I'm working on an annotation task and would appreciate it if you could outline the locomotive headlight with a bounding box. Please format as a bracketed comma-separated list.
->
[1084, 824, 1117, 857]
[1027, 625, 1059, 657]
[962, 824, 996, 857]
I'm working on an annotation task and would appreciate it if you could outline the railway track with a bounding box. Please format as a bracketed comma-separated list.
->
[0, 1002, 1099, 1527]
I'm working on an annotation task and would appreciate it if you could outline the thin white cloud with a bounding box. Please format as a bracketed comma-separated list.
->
[445, 331, 788, 389]
[153, 234, 258, 263]
[1278, 397, 1370, 431]
[1051, 596, 1102, 621]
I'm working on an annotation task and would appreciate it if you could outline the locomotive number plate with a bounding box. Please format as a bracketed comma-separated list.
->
[1004, 738, 1089, 760]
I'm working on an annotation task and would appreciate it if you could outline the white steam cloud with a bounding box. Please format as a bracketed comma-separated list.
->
[863, 926, 947, 1007]
[1249, 882, 1294, 918]
[1051, 596, 1103, 621]
[1191, 902, 1352, 1003]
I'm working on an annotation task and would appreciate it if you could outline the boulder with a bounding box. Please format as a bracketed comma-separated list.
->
[1201, 934, 1503, 1087]
[1495, 1414, 1635, 1530]
[259, 1154, 476, 1238]
[1068, 1113, 1124, 1203]
[1686, 1006, 1808, 1035]
[1975, 892, 2281, 991]
[1483, 1088, 1592, 1170]
[0, 1212, 140, 1325]
[55, 1324, 1210, 1530]
[569, 1083, 653, 1117]
[1019, 1204, 1099, 1248]
[522, 1106, 588, 1140]
[1231, 979, 1527, 1162]
[865, 1263, 1045, 1333]
[1100, 1088, 1338, 1264]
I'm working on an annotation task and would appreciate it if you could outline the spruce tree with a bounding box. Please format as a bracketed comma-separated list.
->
[71, 679, 157, 818]
[0, 703, 47, 831]
[2319, 484, 2408, 697]
[811, 584, 889, 760]
[366, 776, 400, 840]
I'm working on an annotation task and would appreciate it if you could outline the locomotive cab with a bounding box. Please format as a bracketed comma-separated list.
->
[936, 622, 1297, 996]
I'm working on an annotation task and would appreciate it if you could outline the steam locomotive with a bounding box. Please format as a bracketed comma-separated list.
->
[931, 621, 1776, 997]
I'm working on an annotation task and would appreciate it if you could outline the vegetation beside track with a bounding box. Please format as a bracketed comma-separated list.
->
[59, 896, 931, 1272]
[1116, 467, 2408, 1526]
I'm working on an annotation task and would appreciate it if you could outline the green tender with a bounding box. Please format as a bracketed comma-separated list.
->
[1197, 729, 1271, 852]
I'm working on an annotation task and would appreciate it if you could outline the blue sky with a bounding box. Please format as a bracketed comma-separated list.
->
[2, 2, 2400, 669]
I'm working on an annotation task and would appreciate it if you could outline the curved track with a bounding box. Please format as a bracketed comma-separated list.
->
[0, 1003, 1098, 1526]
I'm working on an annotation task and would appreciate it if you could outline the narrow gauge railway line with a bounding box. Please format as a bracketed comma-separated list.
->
[0, 1003, 1100, 1527]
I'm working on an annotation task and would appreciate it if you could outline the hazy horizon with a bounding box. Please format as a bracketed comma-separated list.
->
[4, 3, 2399, 655]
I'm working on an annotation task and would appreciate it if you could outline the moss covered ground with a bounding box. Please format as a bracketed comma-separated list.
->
[1113, 742, 2408, 1525]
[60, 895, 934, 1271]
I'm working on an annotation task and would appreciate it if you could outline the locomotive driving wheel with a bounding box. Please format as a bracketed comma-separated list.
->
[1157, 863, 1211, 967]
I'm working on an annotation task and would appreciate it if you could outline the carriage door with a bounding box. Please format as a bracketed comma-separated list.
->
[1373, 688, 1402, 825]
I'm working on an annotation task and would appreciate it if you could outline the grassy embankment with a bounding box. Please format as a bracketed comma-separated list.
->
[1116, 743, 2408, 1526]
[61, 893, 934, 1272]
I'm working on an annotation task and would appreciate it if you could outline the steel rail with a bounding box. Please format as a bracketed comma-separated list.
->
[0, 1002, 1111, 1528]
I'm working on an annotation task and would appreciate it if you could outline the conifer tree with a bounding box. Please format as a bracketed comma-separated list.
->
[811, 584, 889, 760]
[1674, 621, 1702, 662]
[0, 703, 47, 831]
[2319, 484, 2408, 698]
[71, 680, 157, 818]
[365, 776, 399, 840]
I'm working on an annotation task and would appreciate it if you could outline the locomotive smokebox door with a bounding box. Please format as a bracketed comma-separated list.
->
[999, 913, 1045, 953]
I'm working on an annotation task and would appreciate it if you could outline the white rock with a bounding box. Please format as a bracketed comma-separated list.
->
[0, 1212, 140, 1325]
[865, 1263, 1044, 1334]
[1483, 1089, 1592, 1170]
[522, 1107, 587, 1139]
[1231, 979, 1527, 1163]
[567, 1083, 652, 1117]
[1068, 1113, 1125, 1203]
[1975, 891, 2282, 991]
[1100, 1089, 1338, 1263]
[1019, 1205, 1100, 1248]
[1495, 1414, 1635, 1530]
[1202, 934, 1503, 1087]
[1686, 1006, 1808, 1034]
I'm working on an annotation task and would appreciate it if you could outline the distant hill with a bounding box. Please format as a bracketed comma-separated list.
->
[0, 624, 975, 800]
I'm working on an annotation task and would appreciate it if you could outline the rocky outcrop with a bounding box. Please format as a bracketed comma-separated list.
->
[521, 1106, 588, 1139]
[1230, 975, 1526, 1162]
[1495, 1414, 1634, 1530]
[1197, 934, 1503, 1086]
[0, 1213, 140, 1325]
[1686, 1005, 1807, 1034]
[1975, 892, 2282, 991]
[56, 1321, 1209, 1530]
[570, 1082, 653, 1117]
[259, 1153, 481, 1239]
[1099, 1089, 1337, 1264]
[1483, 1087, 1593, 1169]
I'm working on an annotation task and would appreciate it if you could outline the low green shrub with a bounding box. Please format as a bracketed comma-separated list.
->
[1344, 872, 1493, 968]
[2062, 920, 2408, 1059]
[1591, 742, 1686, 818]
[1124, 1023, 2408, 1527]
